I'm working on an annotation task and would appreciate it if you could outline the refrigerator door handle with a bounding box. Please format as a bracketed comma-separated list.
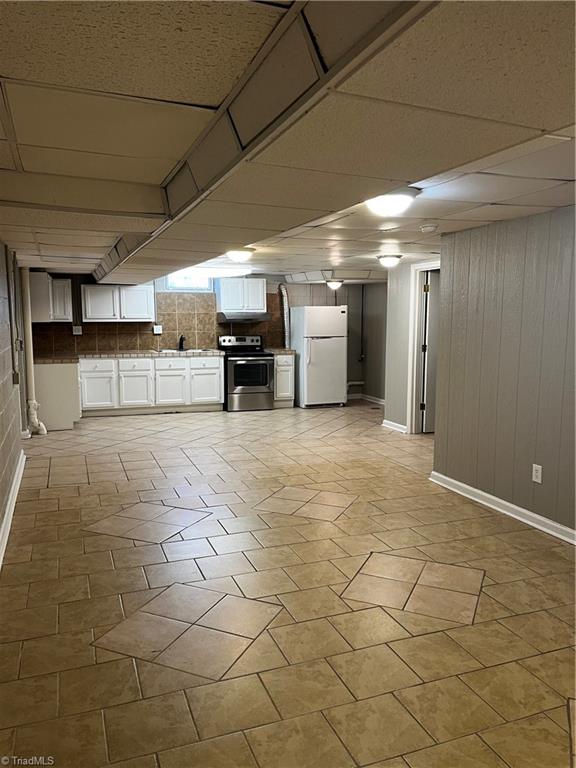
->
[306, 338, 311, 365]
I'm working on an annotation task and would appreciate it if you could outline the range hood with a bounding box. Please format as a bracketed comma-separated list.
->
[217, 311, 271, 323]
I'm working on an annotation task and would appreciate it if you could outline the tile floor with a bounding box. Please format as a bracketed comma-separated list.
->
[0, 403, 574, 767]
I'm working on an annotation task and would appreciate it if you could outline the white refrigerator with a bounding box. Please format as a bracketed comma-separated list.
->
[290, 305, 348, 407]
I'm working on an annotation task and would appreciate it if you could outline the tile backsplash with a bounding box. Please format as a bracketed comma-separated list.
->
[33, 288, 284, 359]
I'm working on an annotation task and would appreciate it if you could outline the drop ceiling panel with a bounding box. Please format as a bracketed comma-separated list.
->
[7, 83, 213, 159]
[181, 200, 329, 230]
[19, 146, 175, 185]
[421, 173, 560, 203]
[500, 182, 575, 208]
[481, 140, 575, 181]
[454, 136, 569, 174]
[255, 93, 539, 180]
[0, 2, 284, 105]
[0, 206, 164, 233]
[0, 141, 15, 170]
[338, 1, 575, 130]
[167, 221, 279, 244]
[34, 231, 118, 247]
[445, 204, 553, 221]
[38, 244, 109, 257]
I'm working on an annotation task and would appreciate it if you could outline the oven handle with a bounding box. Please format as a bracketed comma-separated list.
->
[228, 357, 273, 363]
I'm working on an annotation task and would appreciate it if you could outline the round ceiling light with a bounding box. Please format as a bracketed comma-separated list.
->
[326, 280, 343, 290]
[225, 249, 254, 263]
[365, 188, 421, 217]
[420, 223, 439, 234]
[378, 255, 402, 268]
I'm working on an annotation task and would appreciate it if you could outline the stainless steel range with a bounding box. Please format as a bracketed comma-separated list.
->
[218, 335, 274, 411]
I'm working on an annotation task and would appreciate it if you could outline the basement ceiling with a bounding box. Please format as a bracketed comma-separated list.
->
[0, 0, 573, 280]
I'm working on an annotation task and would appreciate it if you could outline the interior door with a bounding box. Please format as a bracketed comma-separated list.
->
[421, 270, 440, 433]
[304, 336, 347, 405]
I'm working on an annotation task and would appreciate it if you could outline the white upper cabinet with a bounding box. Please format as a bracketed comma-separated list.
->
[82, 283, 155, 322]
[216, 278, 267, 313]
[30, 273, 73, 322]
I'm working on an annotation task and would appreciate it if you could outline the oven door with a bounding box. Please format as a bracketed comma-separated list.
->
[227, 356, 274, 395]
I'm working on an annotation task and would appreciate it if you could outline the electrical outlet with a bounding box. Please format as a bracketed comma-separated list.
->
[532, 464, 542, 484]
[153, 325, 163, 335]
[72, 326, 83, 336]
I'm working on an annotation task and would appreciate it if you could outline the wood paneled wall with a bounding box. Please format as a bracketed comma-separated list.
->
[434, 206, 575, 530]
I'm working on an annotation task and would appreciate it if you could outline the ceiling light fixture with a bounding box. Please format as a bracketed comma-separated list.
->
[326, 280, 343, 290]
[378, 255, 402, 268]
[420, 223, 438, 234]
[225, 249, 254, 263]
[365, 188, 421, 217]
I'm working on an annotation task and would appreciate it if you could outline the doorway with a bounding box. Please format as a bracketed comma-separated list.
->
[418, 269, 440, 433]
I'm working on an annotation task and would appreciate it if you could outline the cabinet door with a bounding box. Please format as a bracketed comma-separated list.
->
[30, 272, 53, 322]
[52, 279, 73, 321]
[119, 285, 155, 320]
[81, 373, 118, 409]
[155, 371, 188, 405]
[217, 278, 245, 312]
[119, 373, 154, 406]
[191, 369, 221, 403]
[244, 279, 266, 312]
[274, 362, 294, 400]
[82, 285, 119, 321]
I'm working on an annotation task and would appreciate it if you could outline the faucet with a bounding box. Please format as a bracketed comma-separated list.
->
[178, 335, 186, 351]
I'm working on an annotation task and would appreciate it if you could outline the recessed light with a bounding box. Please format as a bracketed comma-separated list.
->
[420, 223, 439, 234]
[326, 280, 343, 290]
[378, 255, 402, 268]
[225, 249, 254, 263]
[365, 188, 421, 216]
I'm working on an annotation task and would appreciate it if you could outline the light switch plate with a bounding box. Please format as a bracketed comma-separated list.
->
[72, 326, 83, 336]
[153, 325, 163, 335]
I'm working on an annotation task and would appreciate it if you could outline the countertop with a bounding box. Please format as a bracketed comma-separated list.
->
[266, 348, 296, 355]
[35, 348, 294, 364]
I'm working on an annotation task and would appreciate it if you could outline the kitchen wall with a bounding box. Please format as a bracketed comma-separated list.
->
[434, 207, 575, 530]
[0, 245, 22, 529]
[362, 283, 387, 402]
[383, 261, 412, 426]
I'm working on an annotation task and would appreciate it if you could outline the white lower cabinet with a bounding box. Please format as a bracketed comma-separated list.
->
[190, 357, 223, 404]
[274, 355, 294, 400]
[119, 359, 154, 406]
[155, 370, 189, 405]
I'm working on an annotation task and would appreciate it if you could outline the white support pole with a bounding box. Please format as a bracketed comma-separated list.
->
[20, 267, 47, 436]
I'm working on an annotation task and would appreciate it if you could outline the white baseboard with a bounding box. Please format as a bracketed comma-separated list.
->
[430, 471, 576, 545]
[347, 393, 363, 400]
[382, 419, 407, 433]
[0, 450, 26, 568]
[363, 395, 385, 406]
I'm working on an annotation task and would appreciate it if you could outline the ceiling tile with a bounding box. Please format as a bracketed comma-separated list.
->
[0, 205, 164, 232]
[181, 200, 329, 230]
[167, 222, 279, 245]
[500, 182, 575, 208]
[255, 93, 539, 181]
[0, 2, 284, 105]
[481, 140, 575, 181]
[421, 173, 561, 203]
[445, 204, 553, 221]
[338, 1, 575, 130]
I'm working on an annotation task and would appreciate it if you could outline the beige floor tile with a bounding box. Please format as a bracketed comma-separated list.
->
[181, 519, 227, 539]
[0, 605, 58, 643]
[461, 661, 565, 720]
[144, 559, 203, 588]
[273, 487, 318, 502]
[246, 545, 303, 570]
[405, 584, 478, 623]
[483, 580, 558, 613]
[329, 607, 409, 647]
[120, 502, 166, 521]
[122, 587, 166, 615]
[223, 631, 288, 678]
[15, 710, 108, 768]
[20, 630, 95, 678]
[481, 714, 570, 768]
[312, 491, 357, 508]
[59, 657, 141, 715]
[499, 610, 576, 652]
[362, 552, 425, 582]
[208, 531, 262, 554]
[27, 574, 89, 607]
[187, 674, 279, 738]
[83, 515, 143, 537]
[328, 643, 421, 698]
[155, 625, 251, 679]
[261, 659, 353, 718]
[158, 732, 258, 768]
[0, 584, 28, 612]
[295, 522, 343, 541]
[270, 618, 351, 663]
[123, 520, 186, 544]
[89, 566, 148, 597]
[142, 583, 222, 623]
[333, 554, 369, 579]
[284, 561, 349, 589]
[196, 552, 254, 580]
[59, 595, 123, 631]
[290, 539, 347, 563]
[256, 497, 305, 515]
[519, 648, 576, 698]
[94, 611, 189, 661]
[221, 515, 269, 534]
[104, 691, 198, 762]
[0, 558, 59, 585]
[136, 659, 210, 698]
[342, 573, 413, 608]
[404, 733, 509, 768]
[465, 555, 540, 583]
[396, 676, 503, 741]
[197, 594, 280, 638]
[447, 621, 539, 665]
[325, 693, 434, 764]
[473, 593, 514, 623]
[112, 544, 167, 568]
[254, 527, 307, 547]
[59, 551, 114, 578]
[0, 674, 57, 728]
[294, 502, 344, 521]
[192, 576, 244, 596]
[389, 632, 483, 681]
[235, 568, 298, 598]
[0, 642, 20, 683]
[418, 561, 484, 594]
[278, 586, 350, 622]
[331, 534, 387, 556]
[246, 712, 355, 768]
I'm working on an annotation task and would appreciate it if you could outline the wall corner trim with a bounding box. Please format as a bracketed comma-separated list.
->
[429, 471, 576, 545]
[382, 419, 407, 433]
[363, 395, 386, 406]
[0, 450, 26, 568]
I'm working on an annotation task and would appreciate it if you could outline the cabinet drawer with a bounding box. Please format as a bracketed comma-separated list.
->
[275, 355, 294, 367]
[155, 358, 187, 370]
[189, 357, 221, 370]
[80, 359, 116, 373]
[119, 358, 153, 372]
